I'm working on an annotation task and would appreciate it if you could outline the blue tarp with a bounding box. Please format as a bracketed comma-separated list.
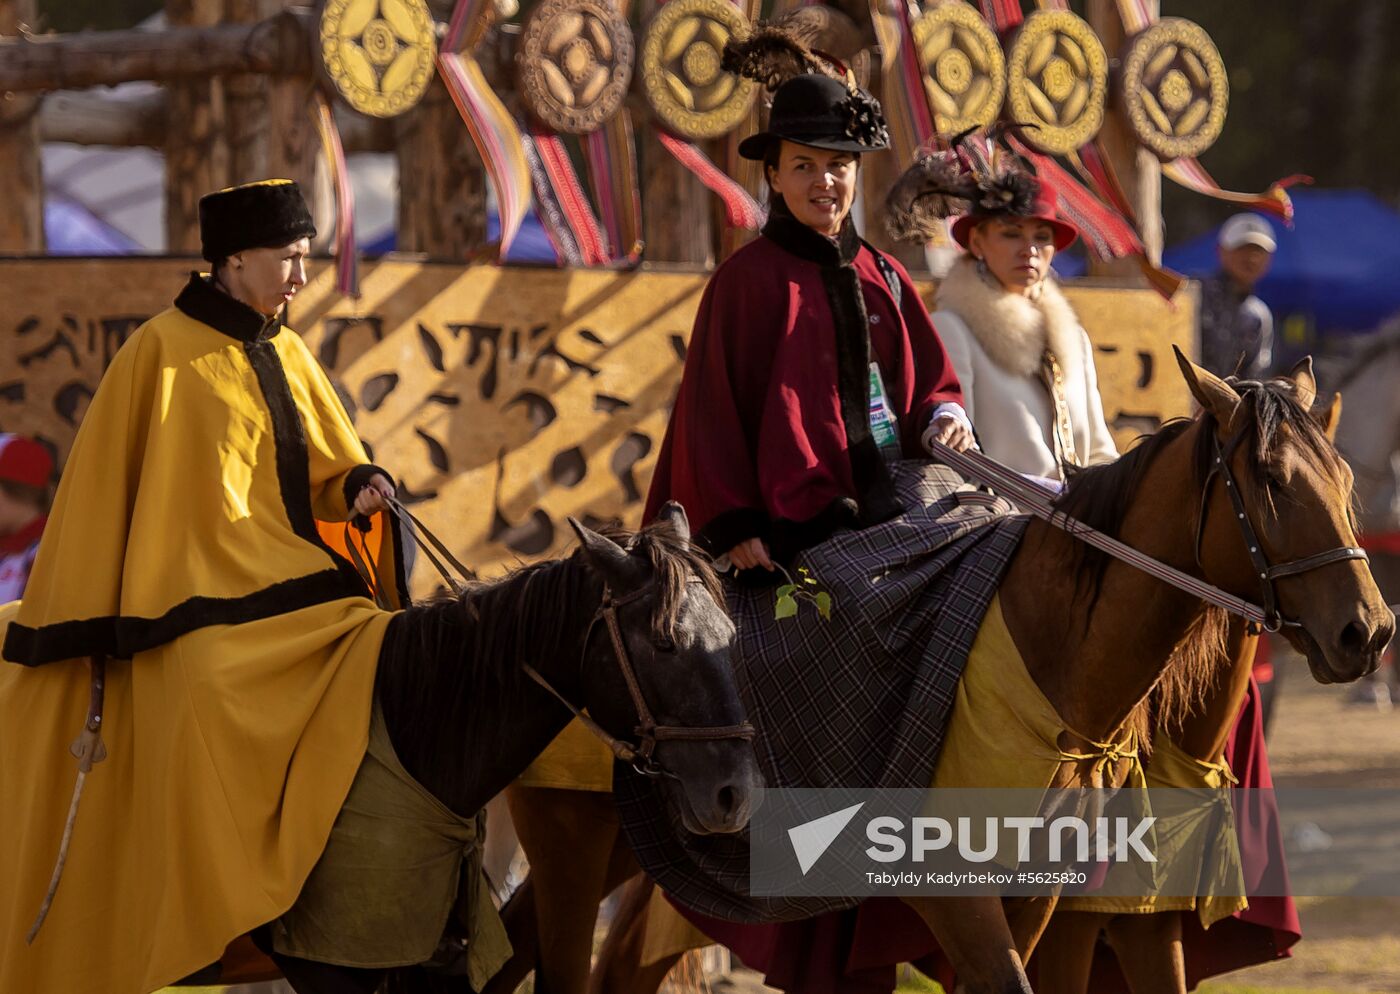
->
[1162, 189, 1400, 336]
[44, 195, 141, 255]
[1052, 189, 1400, 343]
[362, 208, 558, 264]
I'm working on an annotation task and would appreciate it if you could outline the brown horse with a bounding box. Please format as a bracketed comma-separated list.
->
[510, 354, 1393, 994]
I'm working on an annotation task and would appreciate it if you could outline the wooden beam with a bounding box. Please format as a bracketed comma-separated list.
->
[37, 89, 395, 152]
[0, 7, 314, 93]
[1086, 0, 1162, 278]
[0, 0, 44, 252]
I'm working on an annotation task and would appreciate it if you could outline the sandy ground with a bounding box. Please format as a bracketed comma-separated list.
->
[1193, 646, 1400, 994]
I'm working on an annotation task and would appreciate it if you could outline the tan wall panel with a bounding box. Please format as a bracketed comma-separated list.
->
[0, 259, 1194, 595]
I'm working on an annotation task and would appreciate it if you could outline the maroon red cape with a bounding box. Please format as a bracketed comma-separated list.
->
[643, 208, 962, 562]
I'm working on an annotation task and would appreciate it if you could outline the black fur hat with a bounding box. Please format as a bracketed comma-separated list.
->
[198, 179, 317, 262]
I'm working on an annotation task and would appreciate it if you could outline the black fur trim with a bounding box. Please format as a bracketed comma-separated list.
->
[2, 568, 364, 666]
[243, 338, 370, 597]
[695, 507, 772, 557]
[175, 273, 280, 342]
[762, 204, 903, 529]
[343, 463, 393, 522]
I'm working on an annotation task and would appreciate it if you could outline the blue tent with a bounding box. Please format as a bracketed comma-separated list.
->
[362, 207, 558, 264]
[44, 195, 142, 255]
[1163, 189, 1400, 337]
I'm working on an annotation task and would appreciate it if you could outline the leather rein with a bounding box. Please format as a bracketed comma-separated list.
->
[380, 497, 754, 780]
[930, 426, 1368, 634]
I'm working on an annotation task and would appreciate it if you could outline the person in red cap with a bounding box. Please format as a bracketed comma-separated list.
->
[0, 434, 53, 604]
[885, 141, 1118, 487]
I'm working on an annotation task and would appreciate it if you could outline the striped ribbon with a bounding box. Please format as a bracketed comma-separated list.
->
[437, 0, 532, 259]
[521, 132, 578, 266]
[928, 441, 1272, 626]
[1162, 162, 1310, 224]
[583, 112, 645, 262]
[532, 127, 610, 265]
[975, 0, 1023, 31]
[311, 91, 359, 298]
[657, 129, 764, 230]
[866, 0, 935, 161]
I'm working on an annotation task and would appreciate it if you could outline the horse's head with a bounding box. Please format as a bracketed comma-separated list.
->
[567, 505, 762, 834]
[1178, 348, 1395, 683]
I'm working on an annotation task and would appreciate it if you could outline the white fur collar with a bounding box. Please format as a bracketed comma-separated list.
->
[934, 256, 1083, 379]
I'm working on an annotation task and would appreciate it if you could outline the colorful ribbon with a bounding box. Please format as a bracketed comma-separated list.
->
[656, 129, 764, 230]
[437, 0, 532, 259]
[584, 112, 645, 263]
[532, 126, 610, 265]
[311, 90, 358, 298]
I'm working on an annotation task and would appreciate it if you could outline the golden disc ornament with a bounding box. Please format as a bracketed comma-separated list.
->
[319, 0, 437, 118]
[912, 1, 1005, 136]
[1121, 17, 1228, 161]
[518, 0, 635, 134]
[641, 0, 756, 140]
[1005, 9, 1107, 155]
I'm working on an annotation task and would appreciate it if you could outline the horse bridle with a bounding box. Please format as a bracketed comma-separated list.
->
[523, 582, 756, 779]
[1195, 426, 1368, 633]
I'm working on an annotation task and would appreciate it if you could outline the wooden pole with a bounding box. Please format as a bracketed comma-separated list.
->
[0, 9, 314, 92]
[37, 90, 394, 153]
[224, 0, 318, 207]
[0, 0, 44, 252]
[165, 0, 231, 253]
[1085, 0, 1162, 279]
[394, 0, 488, 257]
[639, 128, 713, 266]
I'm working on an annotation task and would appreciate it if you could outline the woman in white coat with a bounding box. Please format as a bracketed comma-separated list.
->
[889, 150, 1118, 481]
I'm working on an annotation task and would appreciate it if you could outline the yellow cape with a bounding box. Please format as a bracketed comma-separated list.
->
[0, 280, 406, 993]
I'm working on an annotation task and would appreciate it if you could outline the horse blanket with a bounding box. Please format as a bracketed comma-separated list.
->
[615, 460, 1027, 921]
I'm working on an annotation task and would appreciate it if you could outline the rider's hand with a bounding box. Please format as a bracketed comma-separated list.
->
[354, 473, 396, 516]
[929, 414, 975, 453]
[728, 537, 775, 572]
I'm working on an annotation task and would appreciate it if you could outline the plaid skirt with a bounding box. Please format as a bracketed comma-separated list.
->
[616, 460, 1027, 923]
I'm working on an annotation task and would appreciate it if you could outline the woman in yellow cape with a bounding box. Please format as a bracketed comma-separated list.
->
[0, 180, 408, 994]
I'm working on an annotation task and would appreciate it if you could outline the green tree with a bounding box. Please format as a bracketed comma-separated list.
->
[36, 0, 162, 32]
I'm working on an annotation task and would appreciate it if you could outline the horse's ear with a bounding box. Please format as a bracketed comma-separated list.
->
[1174, 345, 1241, 426]
[567, 517, 634, 583]
[1288, 356, 1319, 410]
[654, 501, 691, 546]
[1320, 391, 1343, 441]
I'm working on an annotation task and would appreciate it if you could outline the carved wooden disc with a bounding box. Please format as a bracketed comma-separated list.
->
[641, 0, 757, 140]
[518, 0, 635, 134]
[1005, 9, 1108, 154]
[1121, 17, 1229, 161]
[319, 0, 437, 118]
[912, 0, 1005, 137]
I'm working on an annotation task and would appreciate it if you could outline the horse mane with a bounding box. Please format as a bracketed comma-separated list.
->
[376, 518, 724, 815]
[1052, 375, 1349, 739]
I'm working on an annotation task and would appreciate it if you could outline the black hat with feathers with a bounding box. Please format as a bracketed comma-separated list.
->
[724, 18, 889, 160]
[884, 128, 1076, 249]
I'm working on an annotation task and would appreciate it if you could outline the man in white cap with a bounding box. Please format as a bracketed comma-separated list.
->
[1199, 212, 1277, 379]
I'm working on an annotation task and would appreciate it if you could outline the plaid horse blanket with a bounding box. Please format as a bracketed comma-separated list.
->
[615, 460, 1028, 922]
